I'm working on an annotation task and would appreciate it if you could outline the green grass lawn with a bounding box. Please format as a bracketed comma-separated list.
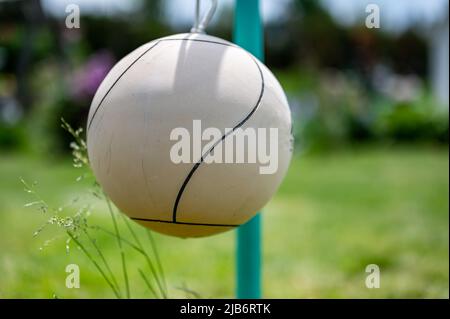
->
[0, 146, 448, 298]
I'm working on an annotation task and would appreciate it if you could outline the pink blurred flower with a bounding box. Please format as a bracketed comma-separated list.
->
[71, 50, 115, 101]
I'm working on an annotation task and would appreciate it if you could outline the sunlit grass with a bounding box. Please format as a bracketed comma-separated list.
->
[0, 145, 448, 298]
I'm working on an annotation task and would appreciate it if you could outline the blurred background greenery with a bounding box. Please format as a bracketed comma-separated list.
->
[0, 0, 448, 298]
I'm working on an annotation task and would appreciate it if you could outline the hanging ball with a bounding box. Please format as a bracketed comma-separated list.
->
[87, 33, 293, 238]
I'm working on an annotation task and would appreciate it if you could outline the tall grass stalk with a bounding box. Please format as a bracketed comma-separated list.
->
[146, 230, 167, 293]
[83, 228, 121, 295]
[105, 195, 130, 298]
[122, 216, 167, 298]
[94, 224, 165, 298]
[21, 119, 169, 298]
[67, 231, 122, 298]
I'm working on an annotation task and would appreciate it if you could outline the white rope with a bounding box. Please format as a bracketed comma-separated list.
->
[190, 0, 217, 34]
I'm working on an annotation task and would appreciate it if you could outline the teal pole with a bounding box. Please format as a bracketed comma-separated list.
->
[234, 0, 263, 299]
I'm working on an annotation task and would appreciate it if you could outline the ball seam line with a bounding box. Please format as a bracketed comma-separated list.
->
[87, 39, 243, 133]
[130, 217, 238, 227]
[87, 37, 266, 228]
[87, 40, 161, 132]
[171, 53, 265, 223]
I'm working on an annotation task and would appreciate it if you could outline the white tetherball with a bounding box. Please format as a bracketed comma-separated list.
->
[87, 33, 293, 238]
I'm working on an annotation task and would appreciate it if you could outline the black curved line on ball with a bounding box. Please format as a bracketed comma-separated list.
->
[172, 54, 265, 223]
[87, 41, 161, 131]
[130, 217, 238, 227]
[87, 39, 233, 133]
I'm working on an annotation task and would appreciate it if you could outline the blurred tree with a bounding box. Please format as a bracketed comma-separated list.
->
[265, 0, 351, 69]
[0, 0, 71, 114]
[16, 0, 45, 111]
[49, 0, 173, 152]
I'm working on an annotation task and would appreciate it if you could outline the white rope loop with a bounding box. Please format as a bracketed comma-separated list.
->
[191, 0, 218, 34]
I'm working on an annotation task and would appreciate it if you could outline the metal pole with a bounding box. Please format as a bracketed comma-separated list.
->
[234, 0, 263, 299]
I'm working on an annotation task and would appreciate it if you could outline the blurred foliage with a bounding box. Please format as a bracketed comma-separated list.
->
[276, 67, 448, 152]
[0, 0, 447, 154]
[0, 120, 27, 150]
[376, 100, 449, 144]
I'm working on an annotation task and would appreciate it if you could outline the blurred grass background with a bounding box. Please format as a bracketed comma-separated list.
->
[0, 146, 448, 298]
